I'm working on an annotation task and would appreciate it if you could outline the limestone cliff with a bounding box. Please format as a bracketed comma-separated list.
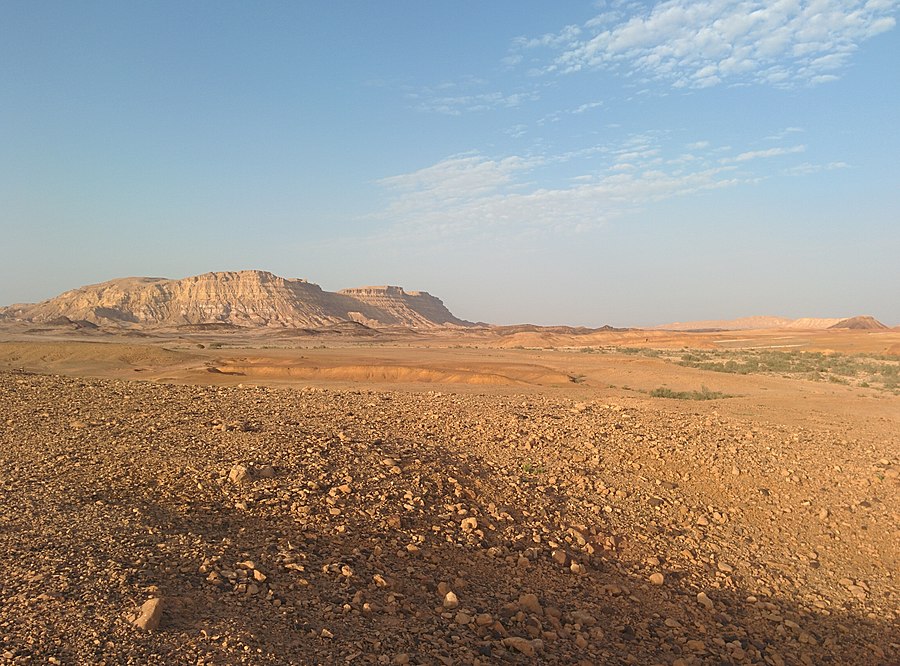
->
[336, 286, 465, 328]
[0, 271, 472, 329]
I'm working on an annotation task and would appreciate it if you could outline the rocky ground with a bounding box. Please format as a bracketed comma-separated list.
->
[0, 369, 897, 665]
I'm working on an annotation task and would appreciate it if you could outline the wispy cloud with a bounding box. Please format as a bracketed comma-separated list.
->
[409, 89, 540, 115]
[765, 126, 805, 141]
[572, 100, 605, 113]
[537, 99, 606, 125]
[504, 124, 529, 139]
[376, 153, 538, 219]
[784, 160, 850, 175]
[369, 135, 806, 236]
[517, 0, 898, 88]
[727, 144, 806, 162]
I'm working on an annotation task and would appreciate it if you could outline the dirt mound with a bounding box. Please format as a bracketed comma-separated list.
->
[0, 341, 195, 375]
[207, 357, 572, 386]
[829, 316, 889, 330]
[211, 363, 523, 385]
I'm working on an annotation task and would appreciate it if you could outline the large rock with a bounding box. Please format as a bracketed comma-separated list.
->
[127, 597, 164, 631]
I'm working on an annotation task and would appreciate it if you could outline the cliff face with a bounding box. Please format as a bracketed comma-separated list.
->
[336, 286, 466, 328]
[1, 271, 472, 329]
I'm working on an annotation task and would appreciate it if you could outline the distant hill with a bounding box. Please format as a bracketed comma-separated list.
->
[654, 315, 886, 331]
[0, 270, 472, 329]
[828, 316, 889, 330]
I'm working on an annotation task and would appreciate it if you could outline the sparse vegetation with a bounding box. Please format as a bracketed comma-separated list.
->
[674, 349, 899, 392]
[520, 461, 545, 475]
[648, 385, 732, 400]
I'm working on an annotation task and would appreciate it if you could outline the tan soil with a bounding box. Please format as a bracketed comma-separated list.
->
[0, 327, 897, 664]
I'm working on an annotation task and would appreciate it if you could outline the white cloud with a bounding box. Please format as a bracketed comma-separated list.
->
[410, 89, 540, 115]
[370, 136, 805, 236]
[765, 126, 804, 140]
[784, 160, 850, 174]
[572, 100, 605, 113]
[504, 124, 529, 139]
[519, 0, 899, 88]
[515, 24, 583, 49]
[727, 144, 806, 162]
[375, 154, 541, 229]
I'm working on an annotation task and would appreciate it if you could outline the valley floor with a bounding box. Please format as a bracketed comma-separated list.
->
[0, 329, 897, 664]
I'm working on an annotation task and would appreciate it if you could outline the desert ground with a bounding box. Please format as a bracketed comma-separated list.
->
[0, 324, 897, 664]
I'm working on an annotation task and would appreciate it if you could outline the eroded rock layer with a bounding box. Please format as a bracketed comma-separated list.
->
[0, 271, 471, 329]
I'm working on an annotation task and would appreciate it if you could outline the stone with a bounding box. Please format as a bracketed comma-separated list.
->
[461, 516, 478, 531]
[686, 639, 706, 652]
[697, 592, 714, 610]
[503, 636, 536, 657]
[649, 572, 665, 586]
[127, 597, 164, 631]
[518, 593, 542, 615]
[455, 611, 472, 625]
[228, 464, 251, 485]
[475, 613, 493, 626]
[443, 591, 459, 609]
[551, 549, 569, 566]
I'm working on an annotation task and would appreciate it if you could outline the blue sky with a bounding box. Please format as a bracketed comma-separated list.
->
[2, 1, 898, 326]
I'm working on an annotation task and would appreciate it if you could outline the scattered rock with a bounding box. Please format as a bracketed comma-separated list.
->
[503, 636, 538, 657]
[127, 598, 164, 632]
[518, 593, 542, 615]
[228, 464, 251, 485]
[443, 591, 459, 610]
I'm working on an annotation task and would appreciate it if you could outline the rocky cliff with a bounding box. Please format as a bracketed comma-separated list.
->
[336, 286, 464, 328]
[0, 271, 472, 329]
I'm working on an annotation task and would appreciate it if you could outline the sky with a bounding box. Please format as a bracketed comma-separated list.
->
[1, 1, 898, 327]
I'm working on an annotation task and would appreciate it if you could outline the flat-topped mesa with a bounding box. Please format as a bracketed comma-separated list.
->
[339, 285, 410, 297]
[337, 286, 469, 328]
[1, 271, 472, 329]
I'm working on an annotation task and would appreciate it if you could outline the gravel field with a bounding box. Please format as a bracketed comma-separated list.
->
[0, 369, 897, 664]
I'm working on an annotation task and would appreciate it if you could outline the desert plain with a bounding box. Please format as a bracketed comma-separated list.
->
[0, 320, 898, 665]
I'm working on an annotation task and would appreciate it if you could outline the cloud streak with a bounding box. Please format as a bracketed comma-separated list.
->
[410, 89, 540, 115]
[371, 136, 811, 236]
[729, 144, 806, 161]
[519, 0, 898, 88]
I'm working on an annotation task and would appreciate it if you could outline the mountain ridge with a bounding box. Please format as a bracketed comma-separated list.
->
[0, 270, 471, 329]
[654, 314, 889, 331]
